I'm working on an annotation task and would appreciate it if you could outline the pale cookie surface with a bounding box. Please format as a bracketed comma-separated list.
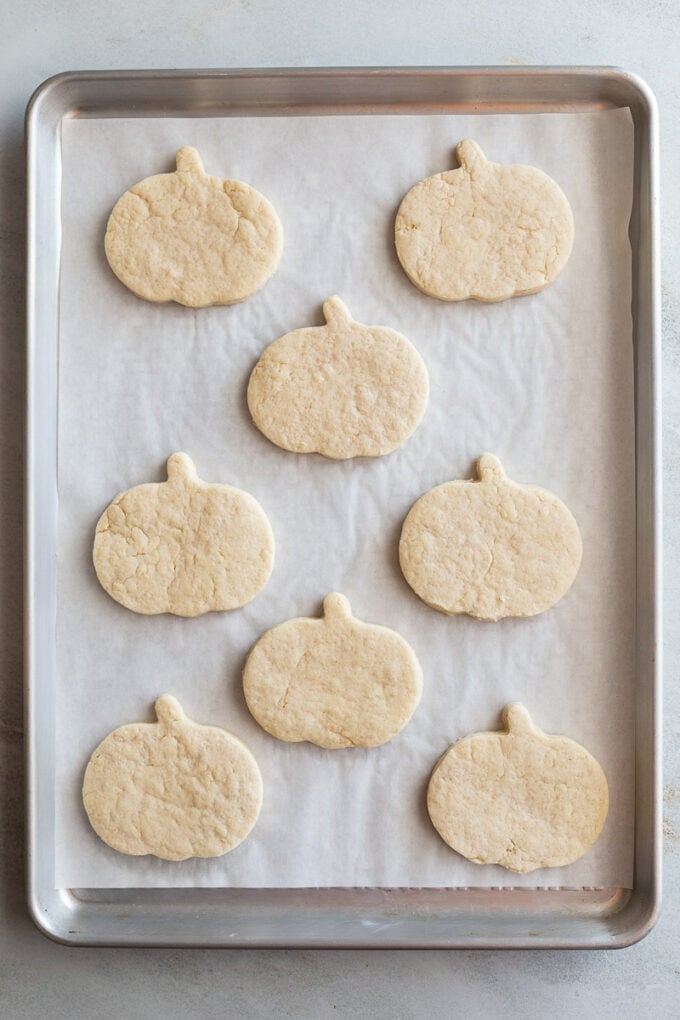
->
[247, 296, 429, 459]
[427, 703, 609, 873]
[105, 147, 283, 307]
[401, 456, 583, 620]
[93, 453, 274, 617]
[399, 454, 582, 621]
[243, 593, 423, 748]
[83, 695, 263, 861]
[395, 139, 574, 302]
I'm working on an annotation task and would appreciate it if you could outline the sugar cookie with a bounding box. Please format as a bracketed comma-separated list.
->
[243, 593, 423, 748]
[93, 453, 274, 617]
[247, 296, 429, 459]
[395, 140, 574, 302]
[105, 147, 283, 306]
[82, 695, 263, 861]
[399, 454, 582, 621]
[427, 703, 608, 873]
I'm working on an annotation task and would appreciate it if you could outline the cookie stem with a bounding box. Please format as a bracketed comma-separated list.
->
[477, 454, 506, 483]
[503, 703, 534, 735]
[456, 140, 487, 176]
[323, 592, 352, 620]
[322, 296, 352, 328]
[166, 452, 198, 484]
[155, 695, 186, 727]
[175, 147, 205, 175]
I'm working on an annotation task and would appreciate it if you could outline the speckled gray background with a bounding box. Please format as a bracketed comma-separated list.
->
[2, 2, 678, 1016]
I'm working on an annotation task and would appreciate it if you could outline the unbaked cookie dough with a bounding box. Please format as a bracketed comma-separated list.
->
[105, 146, 283, 306]
[395, 139, 574, 302]
[427, 703, 609, 873]
[247, 296, 429, 459]
[243, 593, 423, 748]
[93, 452, 274, 617]
[82, 695, 263, 861]
[399, 454, 582, 621]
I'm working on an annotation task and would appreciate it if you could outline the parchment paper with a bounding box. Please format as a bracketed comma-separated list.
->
[55, 109, 635, 889]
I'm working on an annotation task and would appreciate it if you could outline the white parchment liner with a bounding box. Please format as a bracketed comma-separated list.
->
[55, 109, 635, 888]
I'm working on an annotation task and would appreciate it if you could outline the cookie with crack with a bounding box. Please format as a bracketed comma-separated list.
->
[93, 453, 274, 617]
[105, 147, 283, 306]
[395, 140, 574, 302]
[247, 296, 429, 459]
[83, 695, 263, 861]
[427, 703, 609, 873]
[243, 593, 423, 748]
[399, 454, 582, 621]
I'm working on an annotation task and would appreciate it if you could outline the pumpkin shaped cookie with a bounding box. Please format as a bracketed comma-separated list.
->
[243, 593, 423, 748]
[83, 695, 263, 861]
[399, 454, 582, 621]
[427, 703, 609, 873]
[93, 453, 274, 617]
[395, 140, 574, 302]
[105, 147, 283, 306]
[247, 296, 429, 459]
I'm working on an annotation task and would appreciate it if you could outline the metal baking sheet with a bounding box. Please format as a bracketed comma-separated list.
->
[25, 67, 661, 948]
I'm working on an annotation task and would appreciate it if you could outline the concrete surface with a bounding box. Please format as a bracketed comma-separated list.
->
[2, 1, 678, 1016]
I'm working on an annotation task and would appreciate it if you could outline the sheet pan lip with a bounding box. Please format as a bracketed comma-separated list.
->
[24, 63, 661, 949]
[24, 164, 47, 946]
[24, 64, 46, 950]
[25, 64, 659, 119]
[23, 879, 658, 949]
[24, 884, 644, 950]
[647, 61, 663, 947]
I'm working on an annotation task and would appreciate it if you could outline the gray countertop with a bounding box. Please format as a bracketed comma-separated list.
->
[3, 1, 678, 1016]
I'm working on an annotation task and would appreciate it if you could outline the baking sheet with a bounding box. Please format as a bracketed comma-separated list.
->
[55, 108, 635, 889]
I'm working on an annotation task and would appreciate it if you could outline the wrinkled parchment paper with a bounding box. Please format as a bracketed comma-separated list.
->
[55, 109, 635, 888]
